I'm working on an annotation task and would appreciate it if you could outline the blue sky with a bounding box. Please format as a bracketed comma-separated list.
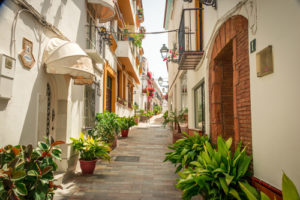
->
[142, 0, 168, 84]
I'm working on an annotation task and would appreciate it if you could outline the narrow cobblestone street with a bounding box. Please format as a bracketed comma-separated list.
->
[54, 115, 182, 200]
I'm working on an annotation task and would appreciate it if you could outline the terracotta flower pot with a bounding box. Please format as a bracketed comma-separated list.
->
[121, 129, 129, 137]
[79, 159, 97, 175]
[109, 135, 118, 150]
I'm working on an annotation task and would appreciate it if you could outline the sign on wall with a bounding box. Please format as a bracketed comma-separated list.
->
[250, 39, 256, 53]
[256, 45, 274, 77]
[19, 38, 35, 69]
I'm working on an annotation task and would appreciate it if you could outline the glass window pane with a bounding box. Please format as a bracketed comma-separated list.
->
[195, 83, 205, 130]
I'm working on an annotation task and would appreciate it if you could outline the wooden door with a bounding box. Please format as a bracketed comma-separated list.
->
[106, 76, 112, 112]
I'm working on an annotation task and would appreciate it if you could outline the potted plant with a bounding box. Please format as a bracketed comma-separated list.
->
[137, 8, 144, 19]
[70, 133, 111, 175]
[133, 103, 139, 124]
[0, 138, 64, 199]
[123, 29, 129, 41]
[89, 112, 121, 150]
[119, 117, 137, 137]
[163, 109, 187, 143]
[164, 133, 209, 173]
[117, 96, 123, 105]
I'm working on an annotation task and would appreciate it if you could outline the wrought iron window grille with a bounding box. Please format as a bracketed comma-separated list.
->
[183, 0, 216, 8]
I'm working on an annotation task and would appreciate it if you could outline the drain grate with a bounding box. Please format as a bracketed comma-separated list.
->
[115, 156, 140, 162]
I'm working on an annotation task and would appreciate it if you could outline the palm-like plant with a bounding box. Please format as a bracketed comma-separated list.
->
[70, 133, 111, 161]
[164, 132, 209, 173]
[163, 109, 187, 133]
[176, 136, 253, 200]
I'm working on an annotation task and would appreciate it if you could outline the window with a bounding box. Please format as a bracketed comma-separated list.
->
[181, 72, 187, 110]
[106, 76, 113, 112]
[128, 83, 133, 108]
[194, 82, 205, 131]
[117, 70, 121, 98]
[84, 85, 96, 128]
[86, 7, 96, 49]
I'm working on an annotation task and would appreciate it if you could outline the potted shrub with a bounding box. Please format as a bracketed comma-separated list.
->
[0, 138, 64, 199]
[70, 133, 110, 175]
[153, 104, 162, 115]
[117, 97, 123, 105]
[139, 109, 148, 122]
[133, 103, 139, 124]
[164, 133, 209, 173]
[176, 137, 253, 200]
[119, 117, 137, 137]
[89, 112, 121, 150]
[163, 109, 187, 143]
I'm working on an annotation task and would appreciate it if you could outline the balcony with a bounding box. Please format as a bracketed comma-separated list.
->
[178, 8, 204, 70]
[115, 40, 140, 84]
[87, 0, 115, 23]
[85, 30, 105, 64]
[117, 0, 135, 25]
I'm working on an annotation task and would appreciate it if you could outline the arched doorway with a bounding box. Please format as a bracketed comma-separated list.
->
[209, 16, 252, 153]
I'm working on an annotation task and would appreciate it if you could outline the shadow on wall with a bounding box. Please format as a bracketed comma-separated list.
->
[40, 0, 67, 28]
[73, 0, 87, 48]
[0, 99, 9, 111]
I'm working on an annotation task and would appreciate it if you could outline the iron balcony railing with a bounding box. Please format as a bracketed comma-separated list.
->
[86, 28, 106, 58]
[178, 8, 204, 69]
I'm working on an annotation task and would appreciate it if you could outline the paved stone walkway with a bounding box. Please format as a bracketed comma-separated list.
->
[54, 115, 182, 200]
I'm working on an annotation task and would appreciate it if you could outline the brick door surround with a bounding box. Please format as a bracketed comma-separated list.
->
[209, 15, 252, 154]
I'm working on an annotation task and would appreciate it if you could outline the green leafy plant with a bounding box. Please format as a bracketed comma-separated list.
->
[89, 112, 121, 143]
[282, 172, 300, 200]
[119, 117, 137, 130]
[176, 136, 254, 200]
[133, 102, 139, 116]
[164, 132, 209, 173]
[0, 138, 64, 200]
[163, 110, 168, 121]
[133, 34, 144, 48]
[70, 133, 110, 161]
[240, 172, 300, 200]
[153, 105, 162, 115]
[163, 109, 187, 133]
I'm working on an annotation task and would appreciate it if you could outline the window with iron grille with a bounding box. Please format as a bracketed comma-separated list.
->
[194, 81, 205, 131]
[181, 72, 188, 109]
[86, 8, 96, 50]
[84, 85, 96, 129]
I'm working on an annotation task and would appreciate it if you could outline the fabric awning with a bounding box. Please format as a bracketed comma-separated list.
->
[43, 38, 95, 81]
[88, 0, 115, 23]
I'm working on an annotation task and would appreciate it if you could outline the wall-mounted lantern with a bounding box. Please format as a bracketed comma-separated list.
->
[160, 44, 179, 63]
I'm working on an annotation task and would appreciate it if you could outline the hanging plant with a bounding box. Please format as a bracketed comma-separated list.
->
[147, 72, 152, 79]
[123, 29, 129, 41]
[137, 8, 144, 19]
[133, 34, 143, 48]
[139, 27, 146, 39]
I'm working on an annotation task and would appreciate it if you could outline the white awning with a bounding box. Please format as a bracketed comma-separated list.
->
[88, 0, 115, 23]
[43, 38, 95, 81]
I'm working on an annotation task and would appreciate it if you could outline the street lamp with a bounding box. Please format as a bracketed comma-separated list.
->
[158, 77, 163, 86]
[160, 44, 169, 59]
[160, 44, 179, 63]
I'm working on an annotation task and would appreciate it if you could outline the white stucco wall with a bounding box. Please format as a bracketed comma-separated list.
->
[166, 0, 300, 191]
[0, 0, 87, 171]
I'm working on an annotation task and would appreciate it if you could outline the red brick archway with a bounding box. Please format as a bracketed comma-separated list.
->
[209, 15, 252, 153]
